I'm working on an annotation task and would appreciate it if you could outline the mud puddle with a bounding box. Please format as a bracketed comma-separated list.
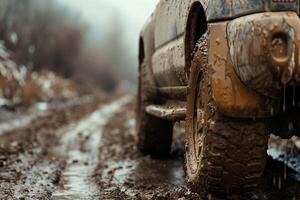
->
[52, 96, 132, 200]
[0, 93, 111, 200]
[2, 94, 300, 199]
[96, 100, 300, 200]
[96, 102, 198, 199]
[253, 137, 300, 200]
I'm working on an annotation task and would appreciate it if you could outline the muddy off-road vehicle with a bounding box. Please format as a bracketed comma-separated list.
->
[136, 0, 300, 196]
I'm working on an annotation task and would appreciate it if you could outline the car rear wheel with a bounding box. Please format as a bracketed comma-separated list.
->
[136, 61, 173, 158]
[185, 33, 269, 197]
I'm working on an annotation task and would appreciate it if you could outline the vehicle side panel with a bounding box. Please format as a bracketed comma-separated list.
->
[152, 0, 208, 87]
[152, 36, 186, 86]
[154, 0, 208, 48]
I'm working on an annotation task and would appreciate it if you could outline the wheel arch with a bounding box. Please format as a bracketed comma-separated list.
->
[184, 1, 208, 75]
[138, 37, 145, 66]
[138, 17, 157, 91]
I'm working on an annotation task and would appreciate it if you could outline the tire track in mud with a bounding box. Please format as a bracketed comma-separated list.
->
[95, 100, 300, 200]
[2, 94, 300, 199]
[0, 94, 113, 200]
[52, 96, 132, 200]
[95, 101, 201, 200]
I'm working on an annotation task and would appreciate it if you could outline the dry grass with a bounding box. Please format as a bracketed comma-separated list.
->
[0, 42, 77, 107]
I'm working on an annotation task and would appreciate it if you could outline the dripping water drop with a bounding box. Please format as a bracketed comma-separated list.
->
[293, 85, 296, 107]
[283, 86, 286, 112]
[284, 161, 287, 181]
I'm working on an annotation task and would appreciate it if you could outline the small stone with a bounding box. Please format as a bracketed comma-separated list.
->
[72, 160, 79, 164]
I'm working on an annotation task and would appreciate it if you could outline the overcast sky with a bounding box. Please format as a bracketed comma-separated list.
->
[56, 0, 159, 83]
[57, 0, 158, 45]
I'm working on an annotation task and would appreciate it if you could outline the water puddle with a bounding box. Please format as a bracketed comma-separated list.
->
[268, 144, 300, 181]
[52, 96, 131, 200]
[132, 157, 185, 187]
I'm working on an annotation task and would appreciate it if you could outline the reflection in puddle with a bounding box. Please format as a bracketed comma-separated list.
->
[268, 140, 300, 181]
[52, 149, 99, 200]
[52, 96, 131, 200]
[102, 156, 185, 186]
[133, 157, 185, 186]
[260, 141, 300, 200]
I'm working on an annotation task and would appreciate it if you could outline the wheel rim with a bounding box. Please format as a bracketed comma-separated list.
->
[188, 73, 205, 174]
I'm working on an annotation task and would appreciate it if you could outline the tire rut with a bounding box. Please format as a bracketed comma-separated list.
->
[52, 96, 132, 200]
[0, 94, 111, 199]
[95, 102, 198, 200]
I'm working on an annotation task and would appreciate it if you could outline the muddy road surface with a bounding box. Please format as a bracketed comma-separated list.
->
[0, 94, 300, 200]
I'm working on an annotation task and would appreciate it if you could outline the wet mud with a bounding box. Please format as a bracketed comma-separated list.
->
[0, 93, 111, 199]
[95, 100, 300, 200]
[0, 94, 300, 199]
[95, 102, 198, 199]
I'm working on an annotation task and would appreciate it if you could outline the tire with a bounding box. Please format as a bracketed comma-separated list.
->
[136, 61, 173, 158]
[185, 33, 269, 197]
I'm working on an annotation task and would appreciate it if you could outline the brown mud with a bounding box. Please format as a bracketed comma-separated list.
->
[0, 94, 300, 199]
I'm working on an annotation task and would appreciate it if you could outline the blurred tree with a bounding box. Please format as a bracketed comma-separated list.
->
[0, 0, 122, 92]
[0, 0, 84, 77]
[103, 13, 136, 83]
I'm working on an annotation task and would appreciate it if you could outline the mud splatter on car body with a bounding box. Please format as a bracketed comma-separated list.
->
[137, 0, 300, 197]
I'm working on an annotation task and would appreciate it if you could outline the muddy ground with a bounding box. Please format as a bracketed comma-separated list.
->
[0, 94, 300, 200]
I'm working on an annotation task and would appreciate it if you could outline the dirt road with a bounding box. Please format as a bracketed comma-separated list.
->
[0, 94, 300, 200]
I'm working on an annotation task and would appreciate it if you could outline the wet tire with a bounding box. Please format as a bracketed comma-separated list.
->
[136, 61, 173, 158]
[185, 33, 269, 196]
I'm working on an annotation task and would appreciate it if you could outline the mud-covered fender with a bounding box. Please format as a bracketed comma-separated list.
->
[208, 21, 279, 118]
[227, 12, 300, 99]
